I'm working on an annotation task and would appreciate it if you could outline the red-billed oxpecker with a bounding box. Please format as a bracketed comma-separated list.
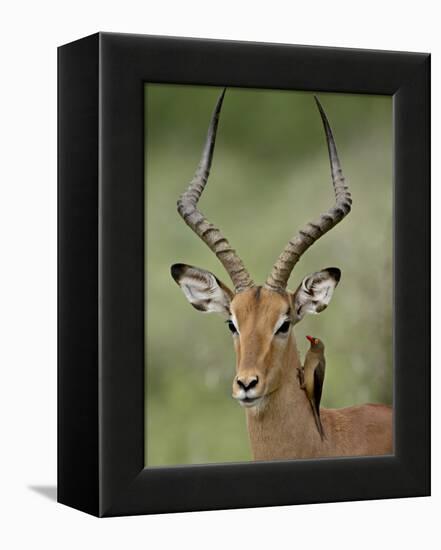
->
[298, 336, 326, 440]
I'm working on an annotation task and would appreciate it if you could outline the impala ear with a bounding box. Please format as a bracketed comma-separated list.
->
[291, 268, 341, 323]
[171, 263, 234, 317]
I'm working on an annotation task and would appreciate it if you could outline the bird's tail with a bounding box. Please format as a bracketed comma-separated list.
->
[309, 400, 325, 441]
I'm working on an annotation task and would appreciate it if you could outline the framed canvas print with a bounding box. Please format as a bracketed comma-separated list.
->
[58, 32, 430, 516]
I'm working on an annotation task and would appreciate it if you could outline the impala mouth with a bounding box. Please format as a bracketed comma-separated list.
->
[234, 395, 264, 408]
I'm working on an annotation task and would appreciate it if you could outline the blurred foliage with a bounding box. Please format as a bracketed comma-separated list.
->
[145, 84, 392, 467]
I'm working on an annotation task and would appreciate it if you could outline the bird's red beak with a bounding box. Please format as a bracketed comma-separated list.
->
[306, 335, 314, 344]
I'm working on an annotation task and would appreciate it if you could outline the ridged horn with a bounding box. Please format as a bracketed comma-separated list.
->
[177, 89, 254, 292]
[265, 96, 352, 291]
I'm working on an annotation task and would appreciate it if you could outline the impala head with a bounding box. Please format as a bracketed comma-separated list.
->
[171, 90, 351, 410]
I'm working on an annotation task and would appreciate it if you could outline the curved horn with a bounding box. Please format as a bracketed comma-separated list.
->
[265, 97, 352, 291]
[177, 89, 254, 292]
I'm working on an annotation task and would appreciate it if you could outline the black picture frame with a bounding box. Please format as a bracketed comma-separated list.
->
[58, 32, 430, 517]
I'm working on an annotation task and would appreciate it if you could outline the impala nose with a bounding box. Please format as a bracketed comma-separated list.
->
[236, 376, 259, 391]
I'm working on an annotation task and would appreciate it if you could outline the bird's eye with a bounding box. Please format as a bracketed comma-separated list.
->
[226, 320, 238, 335]
[276, 320, 291, 335]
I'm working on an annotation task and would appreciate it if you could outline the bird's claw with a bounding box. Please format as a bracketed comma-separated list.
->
[296, 367, 306, 389]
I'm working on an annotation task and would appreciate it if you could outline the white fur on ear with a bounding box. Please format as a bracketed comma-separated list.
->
[292, 267, 341, 322]
[170, 264, 233, 316]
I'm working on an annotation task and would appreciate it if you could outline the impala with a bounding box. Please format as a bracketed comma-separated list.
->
[171, 90, 393, 460]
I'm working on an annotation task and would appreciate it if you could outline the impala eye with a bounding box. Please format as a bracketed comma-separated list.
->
[276, 320, 291, 335]
[226, 320, 238, 335]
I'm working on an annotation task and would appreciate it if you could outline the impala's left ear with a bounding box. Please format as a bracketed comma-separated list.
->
[291, 268, 341, 323]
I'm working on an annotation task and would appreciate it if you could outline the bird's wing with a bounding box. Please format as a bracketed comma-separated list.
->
[303, 353, 320, 392]
[313, 358, 325, 410]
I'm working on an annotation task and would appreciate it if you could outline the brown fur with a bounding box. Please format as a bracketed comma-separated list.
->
[231, 287, 393, 460]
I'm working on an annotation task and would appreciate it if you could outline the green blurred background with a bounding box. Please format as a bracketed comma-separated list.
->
[145, 84, 392, 467]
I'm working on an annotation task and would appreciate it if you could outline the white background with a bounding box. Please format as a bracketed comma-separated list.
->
[0, 1, 438, 548]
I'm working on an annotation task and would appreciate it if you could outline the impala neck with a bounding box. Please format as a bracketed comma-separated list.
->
[245, 333, 322, 460]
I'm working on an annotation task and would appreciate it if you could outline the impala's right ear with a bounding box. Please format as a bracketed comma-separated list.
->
[171, 264, 234, 317]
